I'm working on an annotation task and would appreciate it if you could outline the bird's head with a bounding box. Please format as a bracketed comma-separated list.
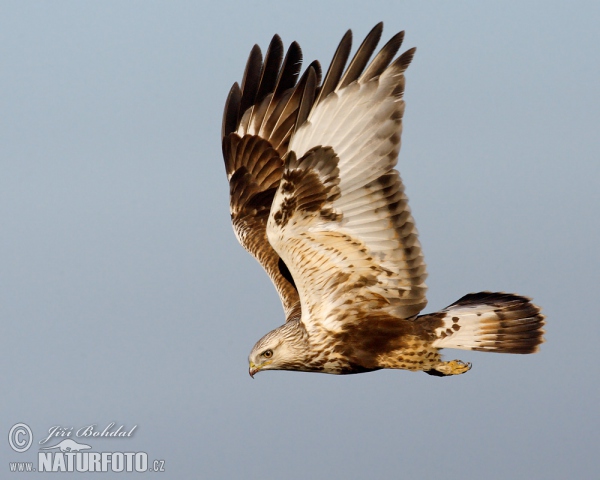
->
[248, 320, 307, 377]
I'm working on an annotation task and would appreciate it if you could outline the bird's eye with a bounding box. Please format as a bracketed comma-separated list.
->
[263, 349, 273, 358]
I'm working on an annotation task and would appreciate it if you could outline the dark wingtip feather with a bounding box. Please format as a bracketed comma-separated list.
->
[360, 30, 405, 81]
[339, 22, 383, 89]
[274, 41, 303, 99]
[393, 47, 417, 73]
[308, 59, 322, 87]
[256, 35, 284, 104]
[295, 66, 318, 133]
[222, 82, 242, 140]
[239, 44, 263, 117]
[315, 29, 353, 105]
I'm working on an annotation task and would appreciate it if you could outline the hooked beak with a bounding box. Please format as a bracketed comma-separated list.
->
[249, 362, 259, 379]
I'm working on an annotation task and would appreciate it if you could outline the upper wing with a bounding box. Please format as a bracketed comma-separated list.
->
[221, 35, 321, 321]
[267, 24, 428, 330]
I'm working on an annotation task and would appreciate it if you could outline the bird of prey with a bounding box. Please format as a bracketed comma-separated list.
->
[220, 23, 545, 378]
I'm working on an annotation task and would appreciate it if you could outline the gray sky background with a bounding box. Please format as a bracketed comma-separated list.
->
[2, 1, 599, 478]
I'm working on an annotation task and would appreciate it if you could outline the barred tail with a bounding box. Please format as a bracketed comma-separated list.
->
[429, 292, 545, 354]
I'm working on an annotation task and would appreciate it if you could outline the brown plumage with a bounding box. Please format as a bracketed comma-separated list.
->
[220, 23, 545, 378]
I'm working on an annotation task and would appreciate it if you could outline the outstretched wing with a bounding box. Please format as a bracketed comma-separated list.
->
[267, 25, 428, 330]
[221, 35, 321, 321]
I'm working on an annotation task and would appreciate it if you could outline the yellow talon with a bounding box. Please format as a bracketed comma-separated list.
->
[448, 360, 472, 374]
[433, 360, 472, 376]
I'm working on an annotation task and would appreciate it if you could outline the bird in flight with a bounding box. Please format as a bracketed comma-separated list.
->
[220, 23, 545, 378]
